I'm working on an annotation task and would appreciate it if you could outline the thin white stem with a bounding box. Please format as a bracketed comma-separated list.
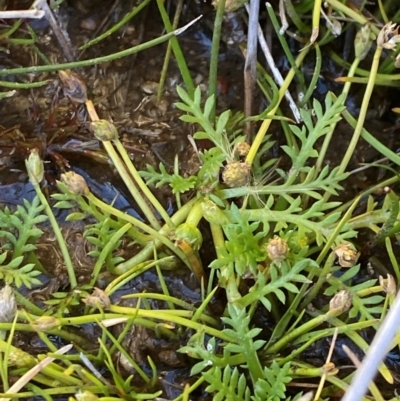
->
[247, 3, 302, 123]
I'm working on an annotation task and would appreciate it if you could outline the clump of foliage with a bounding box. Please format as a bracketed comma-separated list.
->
[0, 0, 400, 400]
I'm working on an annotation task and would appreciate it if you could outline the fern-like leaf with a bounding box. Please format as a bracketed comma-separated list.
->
[253, 361, 292, 401]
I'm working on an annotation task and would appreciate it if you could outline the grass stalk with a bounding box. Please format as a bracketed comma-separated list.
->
[335, 45, 382, 176]
[31, 185, 77, 288]
[245, 47, 309, 165]
[156, 0, 194, 97]
[208, 0, 226, 122]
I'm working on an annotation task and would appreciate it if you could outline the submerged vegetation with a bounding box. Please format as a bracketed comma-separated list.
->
[1, 0, 400, 400]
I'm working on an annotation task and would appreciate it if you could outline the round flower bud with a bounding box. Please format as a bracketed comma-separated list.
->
[58, 70, 87, 104]
[30, 316, 61, 332]
[90, 120, 119, 142]
[61, 171, 90, 196]
[354, 24, 372, 60]
[234, 142, 251, 157]
[222, 161, 251, 188]
[7, 347, 36, 368]
[334, 243, 359, 268]
[174, 223, 203, 251]
[266, 237, 289, 262]
[75, 390, 99, 401]
[379, 274, 396, 296]
[83, 288, 110, 310]
[329, 290, 352, 315]
[0, 284, 17, 324]
[25, 148, 44, 185]
[201, 199, 229, 225]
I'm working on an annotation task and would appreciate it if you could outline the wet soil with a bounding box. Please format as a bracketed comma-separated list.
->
[1, 0, 400, 399]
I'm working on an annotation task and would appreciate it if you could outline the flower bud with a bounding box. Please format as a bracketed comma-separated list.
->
[379, 274, 396, 296]
[222, 161, 251, 188]
[354, 24, 372, 60]
[377, 22, 400, 50]
[61, 171, 90, 196]
[58, 70, 87, 103]
[0, 284, 17, 324]
[83, 288, 110, 310]
[30, 316, 61, 332]
[174, 223, 203, 251]
[334, 243, 359, 268]
[266, 237, 289, 262]
[329, 290, 352, 315]
[7, 347, 36, 368]
[234, 142, 251, 157]
[25, 148, 44, 185]
[90, 120, 119, 142]
[201, 199, 229, 225]
[75, 390, 99, 401]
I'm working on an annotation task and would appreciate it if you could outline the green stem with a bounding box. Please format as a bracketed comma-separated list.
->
[265, 4, 305, 92]
[266, 309, 341, 354]
[86, 192, 190, 269]
[114, 197, 198, 274]
[114, 138, 174, 228]
[208, 0, 226, 122]
[0, 80, 49, 89]
[79, 0, 152, 51]
[339, 105, 400, 166]
[336, 46, 382, 176]
[157, 0, 184, 102]
[245, 47, 309, 165]
[311, 0, 322, 43]
[326, 0, 380, 36]
[0, 19, 200, 76]
[156, 0, 194, 97]
[316, 58, 360, 175]
[102, 141, 161, 230]
[32, 184, 77, 288]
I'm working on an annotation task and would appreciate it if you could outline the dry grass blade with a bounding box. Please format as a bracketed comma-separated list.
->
[342, 290, 400, 401]
[0, 344, 73, 401]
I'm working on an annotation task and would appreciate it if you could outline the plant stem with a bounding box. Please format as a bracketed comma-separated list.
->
[156, 0, 194, 97]
[0, 17, 201, 76]
[86, 192, 190, 269]
[85, 100, 161, 231]
[79, 0, 152, 51]
[114, 197, 198, 274]
[114, 138, 174, 228]
[245, 47, 309, 165]
[32, 184, 77, 288]
[336, 46, 382, 177]
[208, 0, 226, 122]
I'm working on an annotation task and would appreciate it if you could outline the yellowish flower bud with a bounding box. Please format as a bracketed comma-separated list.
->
[329, 290, 352, 315]
[61, 171, 90, 196]
[58, 70, 87, 104]
[30, 316, 61, 332]
[25, 148, 44, 185]
[234, 142, 251, 157]
[379, 274, 396, 296]
[354, 24, 372, 60]
[201, 199, 230, 225]
[7, 347, 36, 368]
[90, 120, 119, 142]
[83, 288, 110, 310]
[75, 391, 99, 401]
[222, 161, 251, 188]
[334, 242, 359, 268]
[266, 237, 289, 262]
[174, 223, 203, 251]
